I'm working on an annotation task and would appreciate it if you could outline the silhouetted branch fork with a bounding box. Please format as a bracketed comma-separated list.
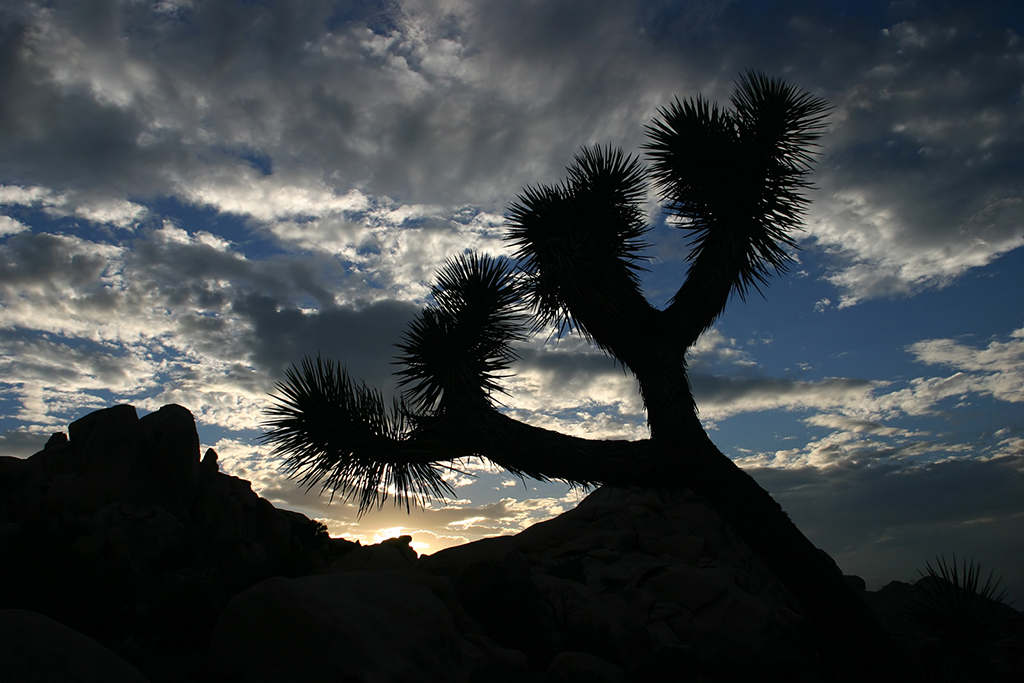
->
[460, 408, 893, 652]
[265, 377, 893, 654]
[263, 73, 901, 668]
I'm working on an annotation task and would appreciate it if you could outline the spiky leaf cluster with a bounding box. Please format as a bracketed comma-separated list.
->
[506, 145, 649, 335]
[645, 71, 830, 299]
[395, 252, 527, 413]
[261, 72, 831, 515]
[904, 554, 1017, 651]
[262, 355, 453, 513]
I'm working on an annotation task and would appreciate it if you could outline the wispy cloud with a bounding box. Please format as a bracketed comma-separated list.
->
[1, 0, 1023, 596]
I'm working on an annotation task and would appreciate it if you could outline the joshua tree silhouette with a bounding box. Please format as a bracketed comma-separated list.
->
[263, 72, 892, 654]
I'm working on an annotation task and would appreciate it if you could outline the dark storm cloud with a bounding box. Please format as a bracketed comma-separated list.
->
[0, 429, 48, 458]
[0, 231, 111, 289]
[514, 341, 625, 385]
[751, 453, 1024, 598]
[234, 294, 419, 393]
[4, 0, 1021, 305]
[809, 11, 1024, 302]
[691, 373, 876, 412]
[0, 0, 668, 208]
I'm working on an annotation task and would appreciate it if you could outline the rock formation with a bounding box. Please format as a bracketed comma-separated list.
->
[0, 404, 355, 682]
[0, 609, 151, 683]
[2, 405, 1021, 682]
[417, 485, 813, 680]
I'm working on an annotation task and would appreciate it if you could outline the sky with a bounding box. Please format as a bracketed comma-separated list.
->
[1, 0, 1023, 599]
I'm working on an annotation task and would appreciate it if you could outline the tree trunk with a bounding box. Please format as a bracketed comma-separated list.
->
[436, 298, 900, 664]
[431, 407, 901, 670]
[634, 337, 896, 657]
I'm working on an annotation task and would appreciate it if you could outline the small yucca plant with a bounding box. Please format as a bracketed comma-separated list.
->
[904, 554, 1017, 677]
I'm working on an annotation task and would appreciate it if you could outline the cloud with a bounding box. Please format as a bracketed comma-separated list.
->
[403, 530, 470, 556]
[234, 296, 419, 395]
[714, 323, 1024, 474]
[0, 184, 146, 229]
[0, 0, 670, 214]
[736, 422, 974, 471]
[750, 453, 1024, 598]
[0, 215, 28, 236]
[692, 374, 880, 422]
[702, 320, 1024, 420]
[636, 3, 1024, 304]
[687, 328, 760, 371]
[0, 219, 428, 430]
[499, 336, 648, 439]
[3, 1, 1021, 310]
[208, 429, 589, 555]
[803, 414, 914, 437]
[878, 328, 1024, 410]
[908, 326, 1024, 374]
[806, 15, 1024, 305]
[2, 1, 1022, 611]
[0, 426, 51, 458]
[216, 408, 1024, 595]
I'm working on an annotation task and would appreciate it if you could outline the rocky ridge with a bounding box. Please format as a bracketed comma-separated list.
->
[1, 404, 1021, 682]
[0, 404, 354, 681]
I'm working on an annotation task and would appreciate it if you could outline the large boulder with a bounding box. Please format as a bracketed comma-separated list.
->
[0, 609, 151, 683]
[210, 571, 468, 683]
[421, 486, 812, 679]
[0, 404, 358, 683]
[2, 404, 350, 579]
[9, 404, 198, 519]
[138, 404, 201, 502]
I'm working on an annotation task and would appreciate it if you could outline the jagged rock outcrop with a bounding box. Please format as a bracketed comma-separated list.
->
[2, 404, 821, 681]
[0, 404, 357, 682]
[211, 571, 467, 683]
[4, 404, 1020, 682]
[415, 486, 814, 681]
[0, 609, 152, 683]
[202, 487, 816, 682]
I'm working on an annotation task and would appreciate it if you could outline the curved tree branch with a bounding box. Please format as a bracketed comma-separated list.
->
[262, 357, 672, 510]
[646, 71, 831, 349]
[263, 73, 898, 662]
[264, 369, 891, 654]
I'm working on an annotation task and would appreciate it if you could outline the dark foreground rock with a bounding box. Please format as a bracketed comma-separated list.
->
[0, 609, 151, 683]
[0, 404, 357, 681]
[417, 485, 816, 681]
[211, 571, 466, 682]
[2, 405, 1022, 682]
